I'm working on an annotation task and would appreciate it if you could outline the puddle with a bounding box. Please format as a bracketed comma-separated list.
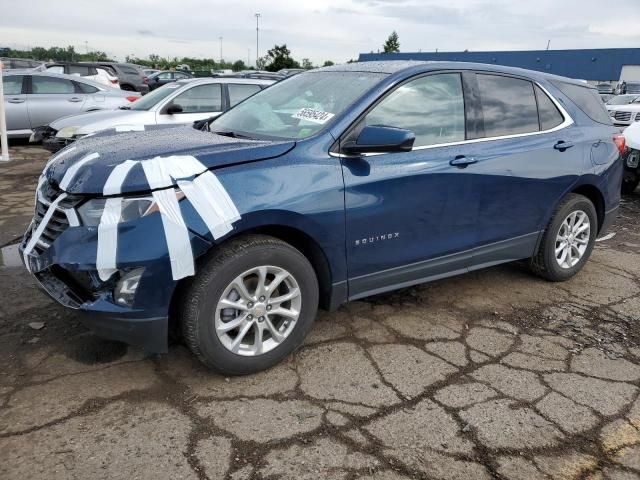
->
[0, 243, 23, 269]
[64, 336, 128, 365]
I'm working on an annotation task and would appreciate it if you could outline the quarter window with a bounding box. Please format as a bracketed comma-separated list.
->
[477, 74, 539, 137]
[535, 85, 564, 130]
[551, 81, 612, 125]
[171, 84, 222, 113]
[31, 76, 76, 94]
[364, 73, 466, 147]
[228, 84, 262, 107]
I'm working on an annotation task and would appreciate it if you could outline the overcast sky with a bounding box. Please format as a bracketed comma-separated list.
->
[2, 0, 640, 65]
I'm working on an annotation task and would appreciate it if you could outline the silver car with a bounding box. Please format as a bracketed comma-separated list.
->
[2, 71, 140, 139]
[40, 77, 274, 151]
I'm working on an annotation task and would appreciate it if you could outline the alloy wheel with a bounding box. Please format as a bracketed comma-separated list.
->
[214, 265, 302, 356]
[554, 210, 591, 269]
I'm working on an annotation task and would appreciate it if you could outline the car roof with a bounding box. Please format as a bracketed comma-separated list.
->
[175, 77, 275, 86]
[316, 60, 592, 87]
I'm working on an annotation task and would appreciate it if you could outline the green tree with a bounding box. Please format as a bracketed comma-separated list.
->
[301, 58, 313, 69]
[383, 31, 400, 53]
[262, 44, 300, 72]
[322, 60, 335, 67]
[232, 60, 246, 72]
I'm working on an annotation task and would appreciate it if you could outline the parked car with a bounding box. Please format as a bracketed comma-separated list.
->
[1, 57, 45, 71]
[21, 61, 622, 374]
[143, 68, 160, 76]
[278, 68, 305, 77]
[617, 81, 640, 95]
[606, 96, 640, 127]
[2, 71, 139, 139]
[622, 122, 640, 194]
[38, 77, 273, 151]
[94, 62, 149, 94]
[600, 94, 614, 103]
[45, 62, 120, 88]
[147, 70, 193, 90]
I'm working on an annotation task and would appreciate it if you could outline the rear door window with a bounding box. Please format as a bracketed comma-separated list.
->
[228, 83, 262, 107]
[76, 81, 99, 93]
[363, 73, 466, 147]
[535, 85, 564, 130]
[477, 74, 539, 137]
[68, 65, 90, 76]
[31, 76, 76, 94]
[551, 81, 612, 125]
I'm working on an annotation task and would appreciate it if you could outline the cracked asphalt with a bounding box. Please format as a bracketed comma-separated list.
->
[1, 143, 639, 480]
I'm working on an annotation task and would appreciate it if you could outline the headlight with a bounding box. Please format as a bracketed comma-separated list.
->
[76, 190, 184, 226]
[56, 126, 81, 139]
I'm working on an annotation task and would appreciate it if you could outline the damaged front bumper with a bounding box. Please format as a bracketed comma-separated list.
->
[31, 126, 77, 153]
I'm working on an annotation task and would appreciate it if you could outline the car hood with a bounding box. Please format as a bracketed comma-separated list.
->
[45, 126, 296, 195]
[49, 109, 154, 134]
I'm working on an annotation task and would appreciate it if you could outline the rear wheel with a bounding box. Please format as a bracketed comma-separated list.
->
[530, 194, 597, 281]
[181, 235, 319, 375]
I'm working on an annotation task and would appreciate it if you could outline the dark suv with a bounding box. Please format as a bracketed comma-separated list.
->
[22, 61, 623, 374]
[95, 62, 149, 94]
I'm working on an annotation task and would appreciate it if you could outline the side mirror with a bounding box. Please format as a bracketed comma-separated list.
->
[165, 103, 183, 115]
[342, 125, 415, 155]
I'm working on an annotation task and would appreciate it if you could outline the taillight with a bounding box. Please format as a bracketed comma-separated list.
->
[614, 134, 626, 155]
[126, 96, 138, 102]
[110, 79, 119, 84]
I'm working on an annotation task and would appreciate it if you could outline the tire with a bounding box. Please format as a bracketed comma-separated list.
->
[120, 84, 135, 91]
[529, 193, 598, 282]
[622, 178, 639, 195]
[181, 234, 319, 375]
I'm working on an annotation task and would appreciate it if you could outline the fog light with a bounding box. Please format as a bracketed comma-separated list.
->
[114, 268, 144, 307]
[627, 151, 640, 169]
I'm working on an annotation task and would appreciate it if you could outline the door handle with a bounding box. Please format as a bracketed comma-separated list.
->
[554, 140, 574, 151]
[450, 155, 478, 168]
[68, 97, 83, 103]
[7, 98, 25, 104]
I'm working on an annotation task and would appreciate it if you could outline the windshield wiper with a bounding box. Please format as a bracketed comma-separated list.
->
[211, 129, 254, 140]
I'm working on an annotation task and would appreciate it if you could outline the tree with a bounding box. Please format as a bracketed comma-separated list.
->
[301, 58, 313, 69]
[383, 31, 400, 53]
[232, 60, 246, 72]
[322, 60, 335, 67]
[262, 44, 300, 72]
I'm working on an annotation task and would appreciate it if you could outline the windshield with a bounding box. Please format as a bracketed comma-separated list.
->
[129, 83, 182, 110]
[212, 71, 386, 139]
[607, 95, 640, 105]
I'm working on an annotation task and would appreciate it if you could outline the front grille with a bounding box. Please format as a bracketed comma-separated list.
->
[28, 182, 80, 255]
[613, 111, 632, 122]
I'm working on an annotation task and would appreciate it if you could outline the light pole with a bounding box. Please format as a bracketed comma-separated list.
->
[219, 36, 223, 64]
[247, 48, 250, 68]
[255, 13, 261, 68]
[0, 62, 9, 162]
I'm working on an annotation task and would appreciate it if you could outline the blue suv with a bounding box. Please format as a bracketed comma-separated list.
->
[22, 61, 623, 374]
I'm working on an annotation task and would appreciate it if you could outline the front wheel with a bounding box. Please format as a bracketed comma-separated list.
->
[181, 235, 319, 375]
[529, 193, 597, 282]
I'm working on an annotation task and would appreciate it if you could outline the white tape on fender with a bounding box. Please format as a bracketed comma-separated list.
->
[177, 179, 232, 239]
[59, 152, 99, 191]
[96, 160, 138, 280]
[96, 197, 122, 281]
[23, 193, 68, 271]
[152, 188, 194, 279]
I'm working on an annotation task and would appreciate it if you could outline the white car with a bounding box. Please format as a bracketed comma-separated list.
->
[45, 63, 120, 88]
[605, 94, 640, 127]
[40, 77, 274, 151]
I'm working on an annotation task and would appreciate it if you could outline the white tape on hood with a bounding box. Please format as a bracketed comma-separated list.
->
[43, 146, 77, 174]
[96, 160, 138, 281]
[23, 193, 68, 272]
[59, 152, 100, 191]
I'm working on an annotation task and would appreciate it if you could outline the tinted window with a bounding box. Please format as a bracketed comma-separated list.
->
[477, 74, 539, 137]
[32, 76, 76, 94]
[364, 73, 465, 147]
[69, 65, 90, 76]
[172, 84, 222, 113]
[228, 84, 261, 107]
[3, 76, 23, 95]
[77, 82, 99, 94]
[551, 81, 612, 125]
[119, 65, 141, 75]
[535, 85, 564, 130]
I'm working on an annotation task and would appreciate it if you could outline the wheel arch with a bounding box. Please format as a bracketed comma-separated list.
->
[570, 183, 605, 233]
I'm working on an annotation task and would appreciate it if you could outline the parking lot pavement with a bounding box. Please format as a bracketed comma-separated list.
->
[1, 145, 639, 480]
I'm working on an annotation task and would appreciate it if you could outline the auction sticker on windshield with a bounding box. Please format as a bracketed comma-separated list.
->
[292, 108, 335, 124]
